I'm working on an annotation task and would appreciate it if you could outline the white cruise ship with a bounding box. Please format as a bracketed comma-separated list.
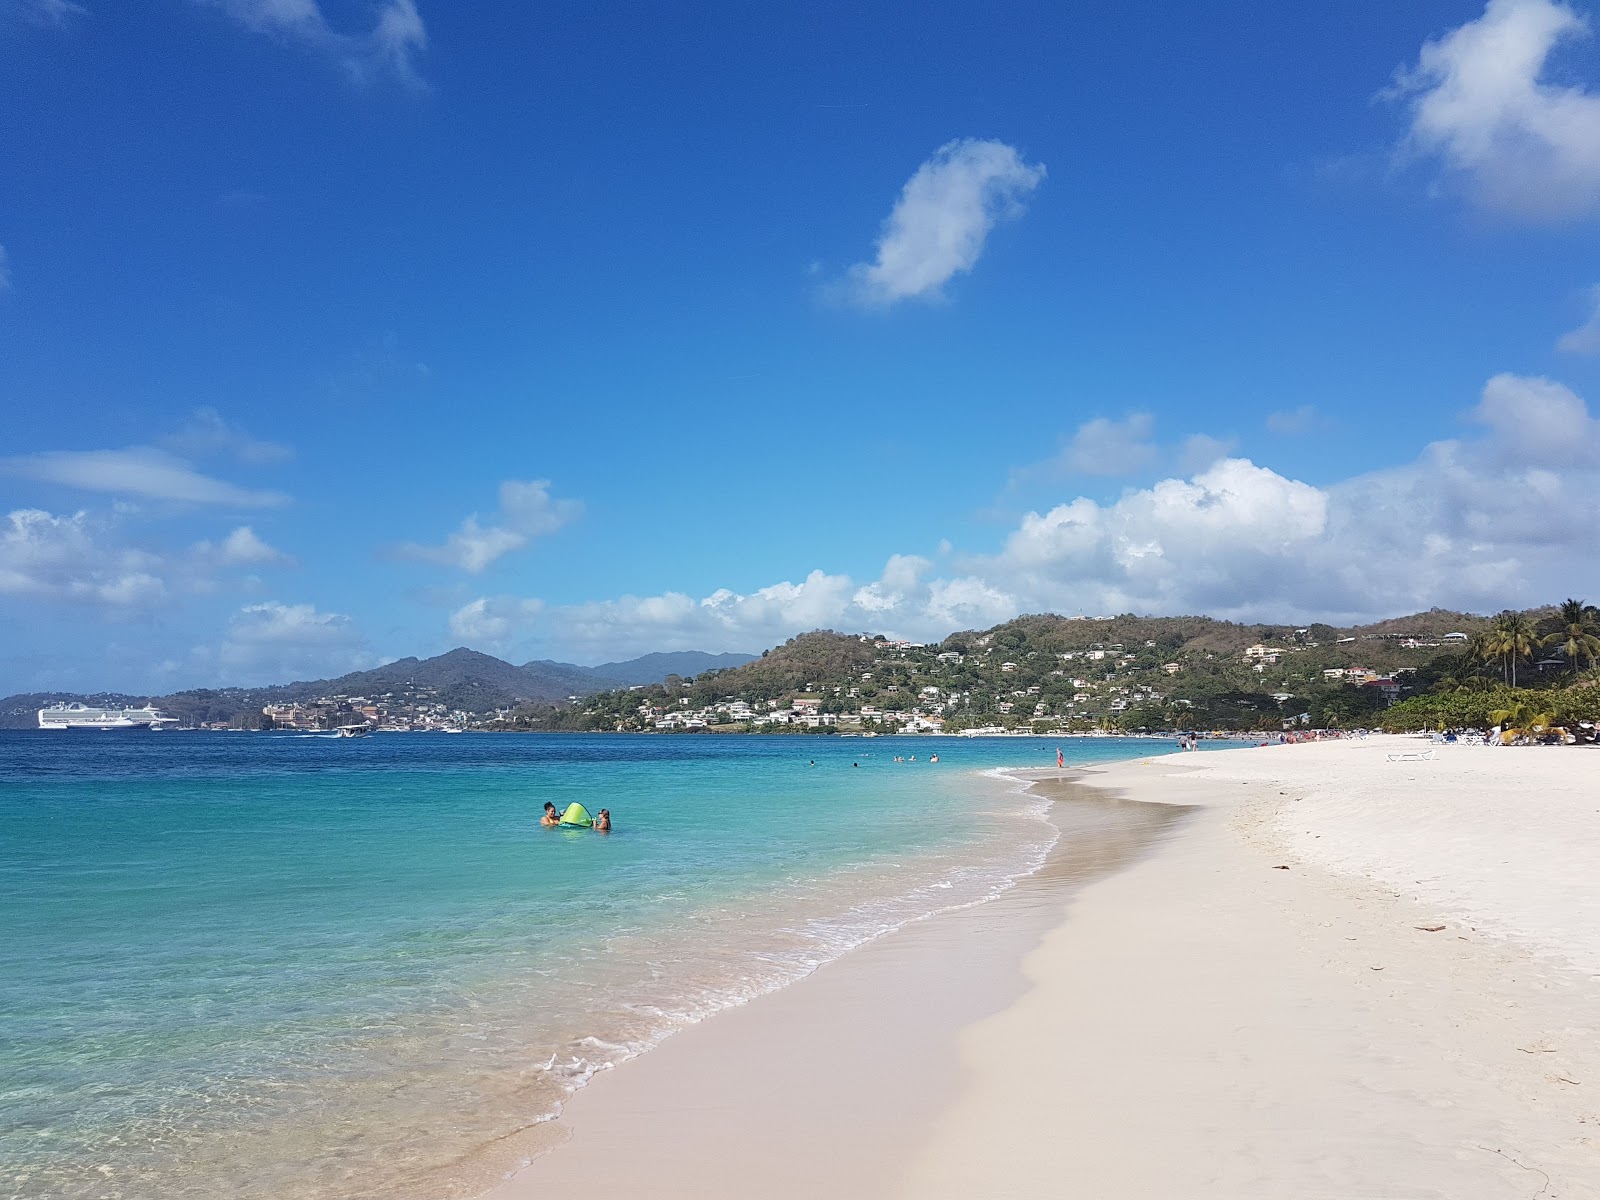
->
[37, 703, 177, 730]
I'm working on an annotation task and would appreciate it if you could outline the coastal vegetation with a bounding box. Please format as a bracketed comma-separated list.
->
[10, 603, 1596, 737]
[512, 605, 1595, 736]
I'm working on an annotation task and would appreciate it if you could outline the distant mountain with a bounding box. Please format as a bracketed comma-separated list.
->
[0, 646, 755, 728]
[587, 650, 757, 686]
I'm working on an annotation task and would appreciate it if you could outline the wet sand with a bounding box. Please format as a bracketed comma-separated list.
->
[479, 736, 1600, 1199]
[479, 775, 1189, 1199]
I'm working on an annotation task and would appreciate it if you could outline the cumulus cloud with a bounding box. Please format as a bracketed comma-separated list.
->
[448, 595, 546, 645]
[852, 554, 932, 613]
[0, 509, 165, 608]
[192, 526, 293, 567]
[396, 479, 581, 573]
[1470, 370, 1600, 463]
[0, 508, 295, 614]
[195, 0, 426, 84]
[460, 372, 1600, 659]
[163, 407, 293, 465]
[1060, 413, 1158, 476]
[2, 447, 290, 507]
[1557, 284, 1600, 352]
[1176, 433, 1239, 474]
[841, 139, 1045, 306]
[1018, 413, 1236, 483]
[1392, 0, 1600, 218]
[217, 601, 369, 680]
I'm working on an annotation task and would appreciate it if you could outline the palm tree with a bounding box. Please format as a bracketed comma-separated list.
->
[1546, 598, 1600, 678]
[1487, 610, 1538, 687]
[1488, 701, 1558, 743]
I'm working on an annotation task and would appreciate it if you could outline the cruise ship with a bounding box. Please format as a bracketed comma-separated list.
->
[37, 703, 177, 730]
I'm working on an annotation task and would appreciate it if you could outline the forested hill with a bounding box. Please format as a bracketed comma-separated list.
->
[530, 608, 1511, 733]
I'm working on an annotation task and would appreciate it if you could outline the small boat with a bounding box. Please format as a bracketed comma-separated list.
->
[335, 724, 372, 738]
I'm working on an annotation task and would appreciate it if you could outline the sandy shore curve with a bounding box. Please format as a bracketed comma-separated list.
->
[481, 736, 1600, 1199]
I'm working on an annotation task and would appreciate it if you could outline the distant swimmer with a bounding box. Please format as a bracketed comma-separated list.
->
[594, 808, 612, 832]
[929, 754, 939, 763]
[540, 802, 561, 827]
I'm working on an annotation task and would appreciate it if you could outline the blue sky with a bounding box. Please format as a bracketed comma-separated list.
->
[6, 0, 1600, 694]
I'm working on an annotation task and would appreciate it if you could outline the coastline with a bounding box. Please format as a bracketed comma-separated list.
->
[900, 737, 1600, 1198]
[477, 761, 1192, 1199]
[481, 736, 1600, 1199]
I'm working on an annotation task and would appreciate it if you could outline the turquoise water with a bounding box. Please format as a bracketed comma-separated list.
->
[0, 732, 1189, 1199]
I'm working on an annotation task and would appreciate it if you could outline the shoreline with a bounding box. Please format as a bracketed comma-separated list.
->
[476, 759, 1193, 1199]
[478, 736, 1600, 1199]
[901, 738, 1600, 1198]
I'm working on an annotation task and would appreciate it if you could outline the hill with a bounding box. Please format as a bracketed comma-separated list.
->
[528, 608, 1522, 734]
[0, 646, 754, 729]
[589, 651, 757, 686]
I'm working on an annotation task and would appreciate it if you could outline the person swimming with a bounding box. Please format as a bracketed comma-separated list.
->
[540, 802, 561, 827]
[594, 808, 612, 832]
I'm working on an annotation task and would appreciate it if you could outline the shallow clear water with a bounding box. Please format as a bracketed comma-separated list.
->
[0, 731, 1188, 1199]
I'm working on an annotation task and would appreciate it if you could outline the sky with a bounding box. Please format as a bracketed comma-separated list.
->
[6, 0, 1600, 694]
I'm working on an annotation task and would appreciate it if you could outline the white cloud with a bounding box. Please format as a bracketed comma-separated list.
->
[396, 479, 581, 573]
[1061, 413, 1158, 476]
[0, 509, 164, 608]
[852, 554, 932, 613]
[448, 595, 545, 645]
[1557, 284, 1600, 352]
[1019, 413, 1235, 483]
[370, 0, 425, 86]
[217, 600, 369, 681]
[1470, 371, 1600, 463]
[923, 576, 1017, 628]
[0, 507, 297, 615]
[468, 372, 1600, 659]
[193, 526, 293, 567]
[841, 139, 1045, 306]
[1392, 0, 1600, 218]
[536, 569, 861, 659]
[1176, 433, 1239, 474]
[163, 407, 293, 464]
[12, 0, 86, 25]
[195, 0, 426, 84]
[1266, 404, 1318, 434]
[2, 447, 290, 507]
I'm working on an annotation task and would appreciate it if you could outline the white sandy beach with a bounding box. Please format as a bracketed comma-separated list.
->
[484, 736, 1600, 1199]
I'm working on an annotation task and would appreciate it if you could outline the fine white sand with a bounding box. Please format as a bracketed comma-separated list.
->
[901, 737, 1600, 1198]
[480, 736, 1600, 1199]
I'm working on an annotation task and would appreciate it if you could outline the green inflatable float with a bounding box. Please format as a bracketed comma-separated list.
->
[558, 802, 594, 828]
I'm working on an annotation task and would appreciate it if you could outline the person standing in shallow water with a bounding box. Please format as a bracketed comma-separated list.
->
[594, 809, 612, 832]
[540, 802, 561, 827]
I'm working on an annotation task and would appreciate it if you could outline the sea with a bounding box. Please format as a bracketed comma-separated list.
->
[0, 730, 1205, 1200]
